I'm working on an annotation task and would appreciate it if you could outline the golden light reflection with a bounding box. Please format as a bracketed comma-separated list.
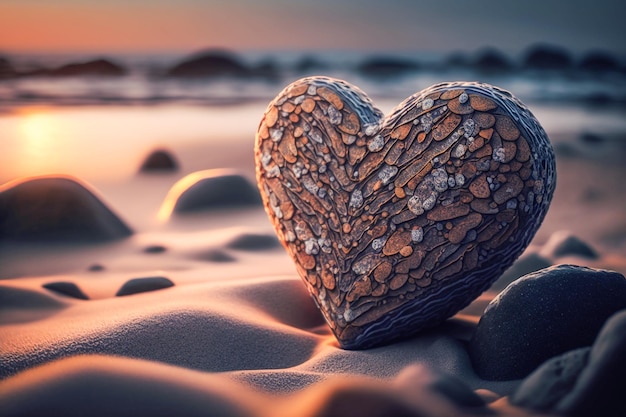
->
[16, 109, 62, 174]
[157, 169, 236, 222]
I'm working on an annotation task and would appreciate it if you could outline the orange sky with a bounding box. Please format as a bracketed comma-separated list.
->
[1, 0, 625, 55]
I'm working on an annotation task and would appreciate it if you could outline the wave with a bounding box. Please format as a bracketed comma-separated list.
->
[1, 46, 625, 111]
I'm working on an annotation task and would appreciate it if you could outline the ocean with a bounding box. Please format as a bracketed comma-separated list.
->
[1, 50, 625, 184]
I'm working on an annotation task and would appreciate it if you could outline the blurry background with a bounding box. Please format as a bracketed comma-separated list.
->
[1, 0, 625, 192]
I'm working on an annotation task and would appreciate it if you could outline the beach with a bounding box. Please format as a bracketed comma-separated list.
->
[1, 50, 626, 416]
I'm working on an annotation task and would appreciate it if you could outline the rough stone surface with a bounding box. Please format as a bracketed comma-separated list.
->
[116, 277, 175, 297]
[469, 265, 626, 380]
[255, 77, 556, 349]
[0, 176, 132, 242]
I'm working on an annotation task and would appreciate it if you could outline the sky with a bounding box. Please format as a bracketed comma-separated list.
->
[1, 0, 625, 57]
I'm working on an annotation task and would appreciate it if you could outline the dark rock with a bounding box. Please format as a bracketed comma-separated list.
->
[579, 132, 604, 144]
[472, 48, 513, 72]
[42, 282, 89, 300]
[88, 264, 105, 272]
[0, 56, 17, 78]
[196, 249, 236, 263]
[523, 44, 574, 70]
[294, 56, 329, 73]
[144, 245, 167, 254]
[0, 285, 65, 310]
[226, 233, 280, 251]
[469, 265, 626, 380]
[116, 276, 174, 296]
[357, 56, 419, 78]
[556, 310, 626, 417]
[252, 59, 280, 79]
[166, 50, 250, 78]
[444, 52, 471, 69]
[540, 231, 598, 260]
[579, 51, 621, 72]
[0, 176, 132, 242]
[163, 170, 262, 215]
[47, 58, 126, 77]
[139, 149, 178, 172]
[511, 347, 590, 410]
[582, 92, 616, 105]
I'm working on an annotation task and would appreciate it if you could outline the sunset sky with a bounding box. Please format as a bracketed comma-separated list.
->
[1, 0, 625, 56]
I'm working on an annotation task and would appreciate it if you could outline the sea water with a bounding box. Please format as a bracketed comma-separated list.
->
[1, 50, 625, 184]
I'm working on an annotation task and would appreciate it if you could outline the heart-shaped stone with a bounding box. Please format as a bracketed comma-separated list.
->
[255, 77, 556, 349]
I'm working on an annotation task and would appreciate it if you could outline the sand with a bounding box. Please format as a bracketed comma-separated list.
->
[1, 104, 625, 416]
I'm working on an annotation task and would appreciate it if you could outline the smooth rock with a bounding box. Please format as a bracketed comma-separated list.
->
[42, 282, 89, 300]
[0, 285, 65, 310]
[195, 249, 237, 263]
[556, 310, 626, 417]
[472, 48, 513, 72]
[159, 169, 261, 218]
[226, 233, 280, 251]
[166, 50, 249, 78]
[88, 264, 105, 272]
[0, 176, 132, 242]
[116, 276, 175, 296]
[144, 245, 167, 254]
[511, 347, 590, 410]
[579, 132, 604, 144]
[33, 58, 127, 77]
[578, 51, 621, 72]
[0, 56, 17, 78]
[139, 149, 179, 172]
[469, 265, 626, 380]
[540, 230, 598, 260]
